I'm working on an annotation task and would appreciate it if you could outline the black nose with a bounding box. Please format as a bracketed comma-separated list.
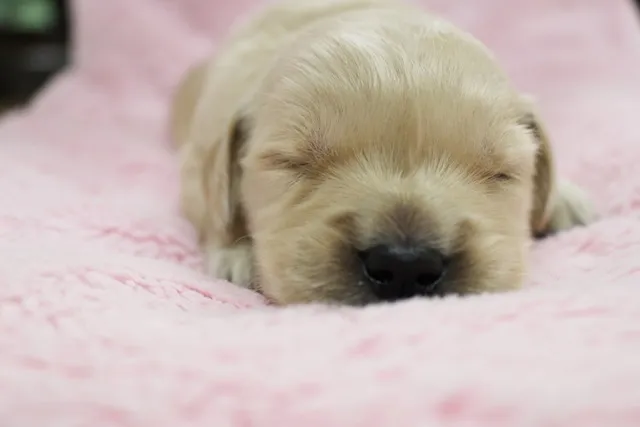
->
[359, 244, 446, 301]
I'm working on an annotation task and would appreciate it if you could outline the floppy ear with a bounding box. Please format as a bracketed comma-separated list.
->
[173, 61, 250, 248]
[180, 113, 250, 247]
[519, 109, 556, 237]
[520, 105, 596, 237]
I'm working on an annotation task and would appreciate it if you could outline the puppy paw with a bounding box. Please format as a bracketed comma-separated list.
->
[204, 240, 255, 288]
[547, 180, 598, 233]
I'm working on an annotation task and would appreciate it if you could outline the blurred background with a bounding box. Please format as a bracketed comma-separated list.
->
[0, 0, 69, 112]
[0, 0, 638, 115]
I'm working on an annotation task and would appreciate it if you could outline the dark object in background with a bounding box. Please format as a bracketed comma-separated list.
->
[0, 0, 636, 108]
[0, 0, 70, 108]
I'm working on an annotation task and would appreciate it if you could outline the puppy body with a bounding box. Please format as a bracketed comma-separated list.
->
[172, 0, 595, 305]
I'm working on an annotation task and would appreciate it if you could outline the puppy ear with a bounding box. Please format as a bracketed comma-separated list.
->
[520, 104, 596, 237]
[172, 61, 255, 286]
[183, 111, 250, 246]
[206, 113, 250, 243]
[519, 109, 556, 236]
[174, 58, 251, 247]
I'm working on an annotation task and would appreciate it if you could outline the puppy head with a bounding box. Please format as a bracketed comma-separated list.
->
[215, 17, 555, 304]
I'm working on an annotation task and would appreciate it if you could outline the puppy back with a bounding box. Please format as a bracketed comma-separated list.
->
[170, 60, 210, 148]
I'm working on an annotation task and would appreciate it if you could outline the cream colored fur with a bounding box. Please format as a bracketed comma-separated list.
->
[170, 0, 596, 305]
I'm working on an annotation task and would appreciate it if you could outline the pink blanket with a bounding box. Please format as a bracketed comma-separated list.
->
[1, 0, 640, 425]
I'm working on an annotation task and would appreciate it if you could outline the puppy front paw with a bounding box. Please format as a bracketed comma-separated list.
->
[204, 240, 255, 288]
[546, 180, 597, 234]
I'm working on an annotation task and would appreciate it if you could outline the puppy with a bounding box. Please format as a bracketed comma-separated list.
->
[170, 0, 596, 305]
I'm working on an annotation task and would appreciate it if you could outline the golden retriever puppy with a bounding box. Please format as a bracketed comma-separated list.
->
[170, 0, 596, 305]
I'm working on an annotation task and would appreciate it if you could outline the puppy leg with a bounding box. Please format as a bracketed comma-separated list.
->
[172, 61, 256, 288]
[544, 180, 597, 234]
[204, 239, 255, 288]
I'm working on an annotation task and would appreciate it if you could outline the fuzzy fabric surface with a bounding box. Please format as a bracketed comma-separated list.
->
[1, 0, 640, 426]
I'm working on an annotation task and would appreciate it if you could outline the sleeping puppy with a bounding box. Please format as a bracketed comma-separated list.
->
[170, 0, 596, 305]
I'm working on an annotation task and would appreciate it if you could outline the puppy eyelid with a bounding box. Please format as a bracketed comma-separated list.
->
[259, 151, 309, 171]
[492, 172, 513, 181]
[484, 171, 519, 184]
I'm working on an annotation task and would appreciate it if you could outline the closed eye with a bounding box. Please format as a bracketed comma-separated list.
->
[491, 172, 514, 182]
[258, 150, 310, 172]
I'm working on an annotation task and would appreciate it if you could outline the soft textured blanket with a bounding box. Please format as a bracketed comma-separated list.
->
[1, 0, 640, 426]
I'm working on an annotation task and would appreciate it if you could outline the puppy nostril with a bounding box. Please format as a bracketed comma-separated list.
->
[359, 244, 446, 301]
